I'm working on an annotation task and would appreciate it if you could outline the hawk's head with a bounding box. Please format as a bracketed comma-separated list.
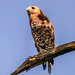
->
[26, 6, 42, 17]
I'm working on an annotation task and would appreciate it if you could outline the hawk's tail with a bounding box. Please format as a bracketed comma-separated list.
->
[42, 62, 46, 70]
[48, 59, 54, 74]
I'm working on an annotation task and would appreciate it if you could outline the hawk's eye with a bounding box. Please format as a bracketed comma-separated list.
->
[32, 7, 35, 9]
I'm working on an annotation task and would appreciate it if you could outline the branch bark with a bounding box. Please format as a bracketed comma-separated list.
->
[11, 41, 75, 75]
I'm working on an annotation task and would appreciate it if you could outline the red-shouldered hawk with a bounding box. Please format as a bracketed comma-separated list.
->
[26, 6, 55, 74]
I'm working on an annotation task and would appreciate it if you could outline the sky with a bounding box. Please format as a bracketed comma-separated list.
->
[0, 0, 75, 75]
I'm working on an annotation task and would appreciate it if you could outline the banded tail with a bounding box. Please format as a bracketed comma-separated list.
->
[48, 59, 54, 74]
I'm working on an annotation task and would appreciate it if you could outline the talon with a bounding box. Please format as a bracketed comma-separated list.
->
[35, 55, 38, 57]
[34, 52, 41, 57]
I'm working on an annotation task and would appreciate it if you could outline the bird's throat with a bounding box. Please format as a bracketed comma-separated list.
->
[30, 14, 38, 21]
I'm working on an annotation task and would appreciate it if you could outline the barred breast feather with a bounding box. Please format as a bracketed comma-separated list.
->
[31, 17, 55, 52]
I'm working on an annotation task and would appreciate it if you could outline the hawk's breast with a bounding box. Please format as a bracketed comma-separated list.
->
[31, 17, 55, 51]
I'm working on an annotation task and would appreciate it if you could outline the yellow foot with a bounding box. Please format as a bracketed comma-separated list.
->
[34, 52, 41, 57]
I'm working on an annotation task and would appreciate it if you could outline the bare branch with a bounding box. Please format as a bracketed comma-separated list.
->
[11, 41, 75, 75]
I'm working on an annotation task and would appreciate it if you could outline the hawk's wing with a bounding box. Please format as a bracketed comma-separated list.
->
[31, 17, 55, 52]
[30, 15, 55, 74]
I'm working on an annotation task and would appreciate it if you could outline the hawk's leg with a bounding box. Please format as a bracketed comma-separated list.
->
[34, 52, 41, 57]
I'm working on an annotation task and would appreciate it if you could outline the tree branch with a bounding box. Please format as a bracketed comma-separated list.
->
[11, 41, 75, 75]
